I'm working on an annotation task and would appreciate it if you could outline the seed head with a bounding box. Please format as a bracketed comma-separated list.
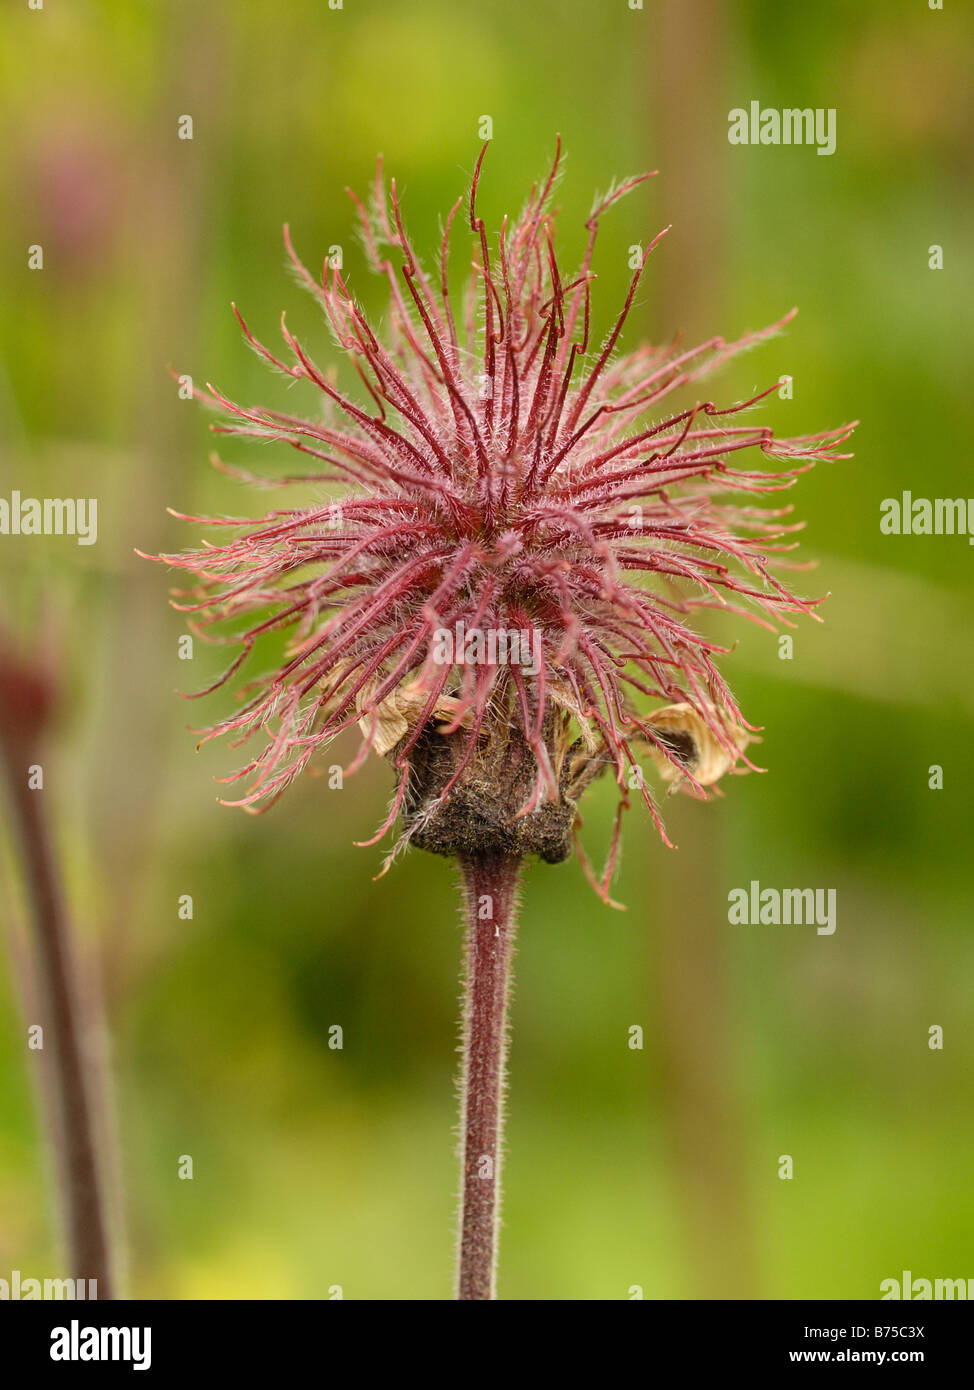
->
[149, 142, 855, 897]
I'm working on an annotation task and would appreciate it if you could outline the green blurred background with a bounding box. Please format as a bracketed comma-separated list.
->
[2, 0, 972, 1299]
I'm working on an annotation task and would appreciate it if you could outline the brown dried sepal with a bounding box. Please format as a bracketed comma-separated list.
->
[392, 705, 605, 864]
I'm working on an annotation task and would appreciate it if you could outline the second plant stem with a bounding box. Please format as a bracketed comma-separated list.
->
[0, 740, 115, 1297]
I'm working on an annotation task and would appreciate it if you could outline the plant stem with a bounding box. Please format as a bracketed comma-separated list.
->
[455, 852, 522, 1300]
[0, 741, 115, 1297]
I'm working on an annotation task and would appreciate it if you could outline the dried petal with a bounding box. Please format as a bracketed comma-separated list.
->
[641, 702, 752, 788]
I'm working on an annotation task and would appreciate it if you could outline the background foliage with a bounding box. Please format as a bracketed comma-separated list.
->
[1, 0, 972, 1298]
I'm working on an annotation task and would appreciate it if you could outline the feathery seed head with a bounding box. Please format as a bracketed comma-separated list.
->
[150, 142, 855, 897]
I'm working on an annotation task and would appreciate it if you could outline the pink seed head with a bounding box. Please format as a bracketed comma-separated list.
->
[148, 142, 855, 892]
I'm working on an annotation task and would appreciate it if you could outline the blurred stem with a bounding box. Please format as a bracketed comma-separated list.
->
[0, 739, 115, 1297]
[455, 852, 521, 1300]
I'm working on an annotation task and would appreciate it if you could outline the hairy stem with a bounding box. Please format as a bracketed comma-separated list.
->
[0, 742, 115, 1297]
[455, 852, 522, 1300]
